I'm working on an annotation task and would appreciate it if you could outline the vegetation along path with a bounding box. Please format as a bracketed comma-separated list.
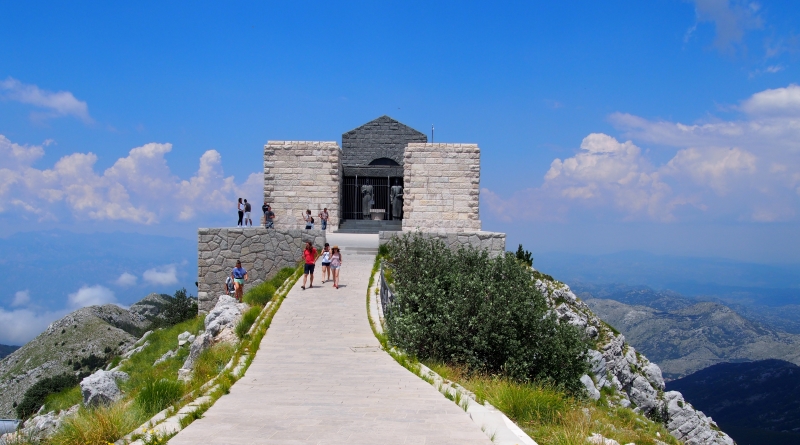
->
[168, 234, 493, 445]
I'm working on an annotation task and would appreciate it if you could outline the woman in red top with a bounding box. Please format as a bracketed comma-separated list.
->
[301, 241, 317, 290]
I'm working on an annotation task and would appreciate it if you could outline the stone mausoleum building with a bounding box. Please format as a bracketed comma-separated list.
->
[197, 116, 505, 312]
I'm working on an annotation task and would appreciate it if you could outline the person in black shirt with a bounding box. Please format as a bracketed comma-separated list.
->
[262, 202, 275, 228]
[244, 199, 252, 226]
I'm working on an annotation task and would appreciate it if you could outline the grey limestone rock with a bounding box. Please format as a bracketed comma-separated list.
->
[581, 375, 601, 400]
[154, 349, 176, 366]
[80, 370, 129, 407]
[180, 295, 245, 374]
[178, 331, 192, 346]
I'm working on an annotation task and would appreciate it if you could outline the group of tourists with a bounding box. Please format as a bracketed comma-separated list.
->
[225, 242, 342, 301]
[235, 199, 328, 231]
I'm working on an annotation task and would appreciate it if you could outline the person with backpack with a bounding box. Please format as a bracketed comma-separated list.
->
[319, 208, 329, 231]
[301, 241, 317, 290]
[244, 199, 252, 227]
[304, 209, 314, 230]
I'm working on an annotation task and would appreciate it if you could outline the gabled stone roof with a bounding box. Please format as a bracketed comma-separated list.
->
[341, 115, 427, 168]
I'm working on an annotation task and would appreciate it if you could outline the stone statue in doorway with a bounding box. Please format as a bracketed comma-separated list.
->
[390, 185, 403, 219]
[361, 185, 373, 219]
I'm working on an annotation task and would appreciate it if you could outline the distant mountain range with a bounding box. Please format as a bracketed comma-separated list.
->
[578, 284, 800, 379]
[0, 345, 18, 359]
[667, 360, 800, 445]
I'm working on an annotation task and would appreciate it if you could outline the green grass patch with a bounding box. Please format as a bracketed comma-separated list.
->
[48, 402, 145, 445]
[243, 282, 275, 306]
[135, 378, 184, 416]
[235, 306, 262, 339]
[43, 384, 82, 414]
[190, 343, 236, 389]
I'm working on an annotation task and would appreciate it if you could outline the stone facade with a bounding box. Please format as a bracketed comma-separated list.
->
[341, 115, 427, 172]
[197, 228, 325, 313]
[402, 143, 481, 232]
[378, 230, 506, 257]
[264, 141, 341, 230]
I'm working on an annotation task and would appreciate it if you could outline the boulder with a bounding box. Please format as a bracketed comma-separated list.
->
[581, 375, 601, 400]
[587, 433, 620, 445]
[178, 331, 192, 346]
[177, 296, 244, 379]
[80, 370, 129, 407]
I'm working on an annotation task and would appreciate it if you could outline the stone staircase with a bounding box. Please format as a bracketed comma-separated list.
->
[335, 219, 401, 234]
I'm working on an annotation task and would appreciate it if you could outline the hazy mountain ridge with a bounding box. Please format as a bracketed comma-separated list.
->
[666, 360, 800, 443]
[0, 345, 18, 360]
[584, 297, 800, 379]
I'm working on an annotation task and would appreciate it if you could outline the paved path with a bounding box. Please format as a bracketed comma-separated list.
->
[169, 234, 492, 445]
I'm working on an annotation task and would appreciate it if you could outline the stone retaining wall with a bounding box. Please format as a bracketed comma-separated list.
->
[264, 141, 341, 230]
[402, 143, 481, 232]
[378, 230, 506, 257]
[197, 228, 325, 313]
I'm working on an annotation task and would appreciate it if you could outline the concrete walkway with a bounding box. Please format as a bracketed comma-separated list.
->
[169, 234, 492, 445]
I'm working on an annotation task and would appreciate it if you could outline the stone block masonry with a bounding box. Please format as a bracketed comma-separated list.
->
[197, 228, 325, 313]
[264, 141, 341, 230]
[379, 230, 506, 257]
[402, 143, 482, 232]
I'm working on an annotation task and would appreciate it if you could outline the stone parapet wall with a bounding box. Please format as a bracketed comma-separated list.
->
[197, 228, 325, 313]
[378, 230, 506, 257]
[402, 143, 481, 232]
[264, 141, 341, 230]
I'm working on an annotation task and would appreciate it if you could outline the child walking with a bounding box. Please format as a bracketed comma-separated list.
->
[330, 245, 342, 289]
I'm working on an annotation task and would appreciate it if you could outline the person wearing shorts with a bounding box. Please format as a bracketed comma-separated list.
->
[320, 243, 331, 283]
[301, 241, 317, 290]
[231, 260, 248, 302]
[330, 245, 342, 289]
[244, 199, 252, 227]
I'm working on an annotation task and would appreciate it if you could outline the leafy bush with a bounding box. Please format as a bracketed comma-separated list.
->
[16, 373, 79, 419]
[243, 282, 275, 307]
[135, 378, 184, 416]
[162, 288, 198, 326]
[385, 233, 589, 394]
[235, 306, 262, 338]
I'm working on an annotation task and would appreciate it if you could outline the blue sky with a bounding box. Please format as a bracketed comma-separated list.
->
[2, 1, 800, 342]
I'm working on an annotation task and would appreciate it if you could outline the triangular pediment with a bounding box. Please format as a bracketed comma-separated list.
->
[343, 115, 425, 137]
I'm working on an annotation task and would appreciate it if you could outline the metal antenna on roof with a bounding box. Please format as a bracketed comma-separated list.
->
[431, 125, 434, 143]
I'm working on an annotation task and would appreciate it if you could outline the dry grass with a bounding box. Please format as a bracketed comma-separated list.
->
[47, 402, 144, 445]
[424, 361, 680, 445]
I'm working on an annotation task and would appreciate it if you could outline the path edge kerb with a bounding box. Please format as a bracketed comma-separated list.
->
[366, 259, 538, 445]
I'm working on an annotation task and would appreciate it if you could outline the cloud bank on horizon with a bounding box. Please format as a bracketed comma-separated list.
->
[484, 84, 800, 224]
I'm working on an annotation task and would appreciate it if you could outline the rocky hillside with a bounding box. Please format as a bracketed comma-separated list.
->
[0, 293, 170, 418]
[667, 359, 800, 443]
[536, 274, 736, 445]
[584, 298, 800, 379]
[0, 346, 19, 360]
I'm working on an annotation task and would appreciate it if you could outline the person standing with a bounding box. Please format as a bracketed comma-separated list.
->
[330, 245, 342, 289]
[231, 260, 248, 302]
[320, 243, 331, 283]
[319, 208, 329, 231]
[237, 198, 244, 226]
[263, 203, 275, 228]
[304, 209, 314, 230]
[301, 241, 317, 290]
[244, 199, 252, 227]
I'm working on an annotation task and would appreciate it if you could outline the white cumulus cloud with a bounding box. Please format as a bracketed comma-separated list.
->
[0, 136, 261, 225]
[485, 85, 800, 223]
[115, 272, 138, 287]
[68, 285, 117, 308]
[143, 265, 178, 286]
[0, 77, 92, 123]
[11, 290, 31, 307]
[0, 308, 69, 345]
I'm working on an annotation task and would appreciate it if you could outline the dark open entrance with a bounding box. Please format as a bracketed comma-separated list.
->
[342, 176, 403, 221]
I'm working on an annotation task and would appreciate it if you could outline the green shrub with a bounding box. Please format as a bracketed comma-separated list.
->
[514, 244, 533, 267]
[16, 373, 79, 419]
[49, 402, 143, 445]
[135, 378, 184, 416]
[190, 343, 236, 388]
[243, 282, 276, 307]
[270, 267, 295, 287]
[43, 385, 82, 413]
[162, 288, 198, 326]
[235, 307, 262, 338]
[385, 233, 589, 394]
